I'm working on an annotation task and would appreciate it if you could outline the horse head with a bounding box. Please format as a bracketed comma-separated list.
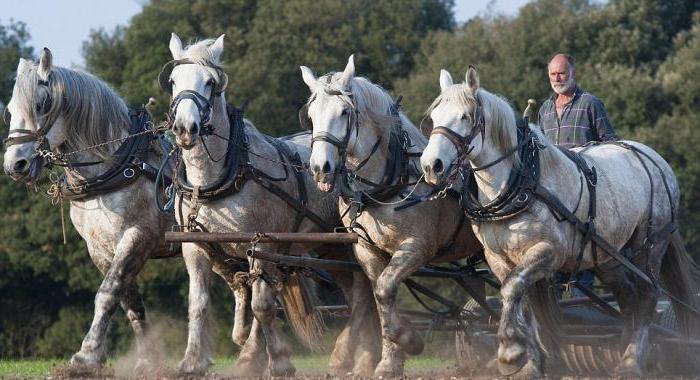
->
[299, 55, 369, 192]
[3, 48, 65, 183]
[163, 33, 228, 149]
[421, 67, 485, 185]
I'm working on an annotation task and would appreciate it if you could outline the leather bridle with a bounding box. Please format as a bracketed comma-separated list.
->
[300, 88, 382, 175]
[159, 59, 228, 137]
[427, 93, 486, 162]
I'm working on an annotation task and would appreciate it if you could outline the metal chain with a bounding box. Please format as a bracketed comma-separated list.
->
[42, 122, 168, 161]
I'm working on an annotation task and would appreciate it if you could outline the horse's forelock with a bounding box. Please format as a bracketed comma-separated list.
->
[13, 64, 41, 122]
[312, 74, 399, 131]
[181, 39, 220, 66]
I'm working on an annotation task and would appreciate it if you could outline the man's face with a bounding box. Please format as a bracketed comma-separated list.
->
[548, 58, 575, 95]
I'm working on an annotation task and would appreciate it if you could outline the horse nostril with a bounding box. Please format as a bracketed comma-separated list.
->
[189, 122, 200, 136]
[173, 124, 183, 135]
[13, 159, 29, 174]
[322, 161, 331, 174]
[311, 164, 321, 175]
[433, 159, 444, 174]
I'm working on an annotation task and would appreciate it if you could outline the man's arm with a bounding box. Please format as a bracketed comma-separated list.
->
[590, 99, 618, 141]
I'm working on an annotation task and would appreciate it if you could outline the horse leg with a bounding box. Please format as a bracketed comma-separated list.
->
[350, 270, 382, 375]
[231, 317, 267, 375]
[328, 269, 381, 376]
[597, 244, 665, 376]
[70, 227, 153, 369]
[249, 259, 295, 376]
[120, 282, 160, 372]
[361, 242, 427, 377]
[178, 244, 215, 375]
[496, 242, 556, 378]
[228, 272, 268, 376]
[229, 271, 253, 347]
[327, 270, 355, 374]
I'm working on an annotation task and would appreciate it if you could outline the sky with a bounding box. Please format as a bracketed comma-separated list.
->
[1, 0, 532, 68]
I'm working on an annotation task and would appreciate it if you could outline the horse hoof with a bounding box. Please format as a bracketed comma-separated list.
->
[374, 359, 403, 378]
[232, 357, 266, 377]
[70, 351, 103, 370]
[497, 351, 527, 376]
[269, 362, 295, 377]
[352, 350, 380, 376]
[614, 360, 644, 377]
[177, 356, 211, 375]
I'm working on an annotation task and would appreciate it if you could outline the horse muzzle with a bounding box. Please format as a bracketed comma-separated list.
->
[172, 121, 200, 149]
[421, 157, 449, 186]
[4, 156, 43, 183]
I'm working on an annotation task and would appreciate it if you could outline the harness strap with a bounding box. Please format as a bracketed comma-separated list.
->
[533, 184, 654, 285]
[557, 147, 598, 282]
[57, 109, 155, 200]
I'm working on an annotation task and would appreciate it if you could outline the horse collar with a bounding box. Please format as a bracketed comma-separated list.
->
[175, 104, 248, 201]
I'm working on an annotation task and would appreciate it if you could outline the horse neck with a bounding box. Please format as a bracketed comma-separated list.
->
[181, 96, 229, 186]
[346, 116, 392, 185]
[469, 130, 517, 204]
[62, 117, 131, 182]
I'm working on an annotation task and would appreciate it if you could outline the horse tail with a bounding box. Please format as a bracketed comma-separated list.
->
[528, 279, 564, 360]
[660, 230, 700, 337]
[279, 271, 326, 350]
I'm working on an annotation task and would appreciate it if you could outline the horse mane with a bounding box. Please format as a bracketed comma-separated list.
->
[311, 73, 426, 145]
[14, 62, 130, 159]
[425, 84, 522, 167]
[181, 38, 221, 66]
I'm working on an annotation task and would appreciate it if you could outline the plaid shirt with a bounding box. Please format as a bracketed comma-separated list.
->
[537, 87, 618, 148]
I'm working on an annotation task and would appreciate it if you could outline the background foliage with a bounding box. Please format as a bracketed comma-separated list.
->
[1, 0, 700, 359]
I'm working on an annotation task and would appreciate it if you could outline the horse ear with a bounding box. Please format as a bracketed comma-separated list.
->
[466, 65, 480, 93]
[38, 48, 53, 81]
[18, 58, 29, 72]
[169, 33, 183, 60]
[209, 34, 225, 63]
[338, 54, 355, 88]
[439, 69, 453, 92]
[300, 66, 318, 91]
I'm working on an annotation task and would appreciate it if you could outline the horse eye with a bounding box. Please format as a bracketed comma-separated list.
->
[169, 78, 175, 86]
[206, 79, 214, 87]
[341, 108, 350, 116]
[461, 114, 468, 120]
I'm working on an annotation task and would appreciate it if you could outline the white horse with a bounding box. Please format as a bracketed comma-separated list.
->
[1, 49, 265, 376]
[165, 34, 380, 376]
[1, 49, 182, 372]
[420, 67, 700, 377]
[299, 55, 483, 377]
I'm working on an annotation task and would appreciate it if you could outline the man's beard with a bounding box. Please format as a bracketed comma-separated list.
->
[551, 77, 575, 95]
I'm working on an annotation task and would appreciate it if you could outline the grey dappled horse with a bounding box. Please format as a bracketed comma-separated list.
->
[165, 34, 380, 376]
[421, 67, 700, 377]
[299, 55, 483, 377]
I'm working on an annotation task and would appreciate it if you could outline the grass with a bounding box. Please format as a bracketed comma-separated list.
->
[0, 359, 58, 377]
[0, 355, 448, 378]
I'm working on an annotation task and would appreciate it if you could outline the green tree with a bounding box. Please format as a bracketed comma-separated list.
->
[0, 19, 33, 103]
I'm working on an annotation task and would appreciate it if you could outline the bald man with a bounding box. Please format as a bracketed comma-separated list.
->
[538, 53, 618, 148]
